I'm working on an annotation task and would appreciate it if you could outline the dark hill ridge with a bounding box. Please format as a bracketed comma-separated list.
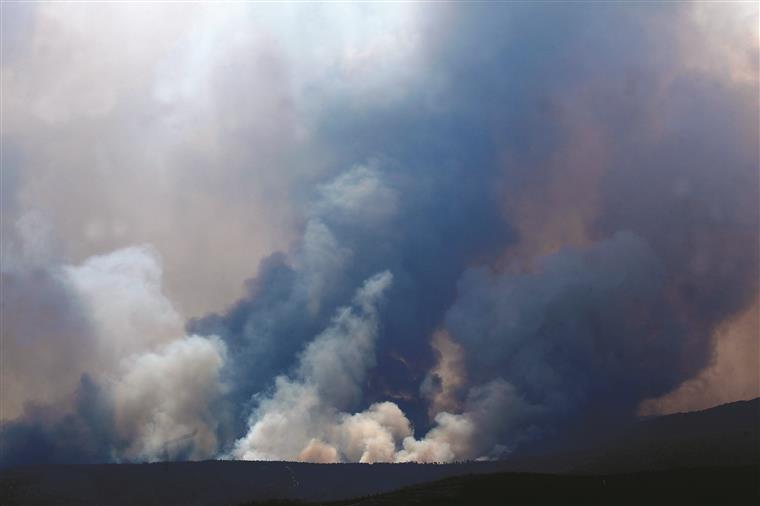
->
[1, 460, 523, 506]
[546, 397, 760, 474]
[279, 466, 759, 506]
[1, 398, 758, 506]
[587, 403, 758, 473]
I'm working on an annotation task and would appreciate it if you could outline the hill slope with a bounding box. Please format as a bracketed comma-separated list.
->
[1, 398, 758, 505]
[311, 466, 759, 506]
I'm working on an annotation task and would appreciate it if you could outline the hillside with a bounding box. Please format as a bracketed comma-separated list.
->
[289, 466, 759, 506]
[1, 399, 758, 506]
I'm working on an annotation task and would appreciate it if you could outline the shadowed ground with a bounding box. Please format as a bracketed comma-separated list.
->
[247, 467, 759, 506]
[1, 399, 758, 506]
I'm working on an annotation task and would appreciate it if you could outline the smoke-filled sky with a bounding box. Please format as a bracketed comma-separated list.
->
[1, 2, 758, 466]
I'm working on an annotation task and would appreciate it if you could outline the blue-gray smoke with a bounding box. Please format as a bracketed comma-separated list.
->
[1, 3, 757, 465]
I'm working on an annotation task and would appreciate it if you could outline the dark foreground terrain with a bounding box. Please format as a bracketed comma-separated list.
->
[251, 466, 759, 506]
[1, 399, 758, 506]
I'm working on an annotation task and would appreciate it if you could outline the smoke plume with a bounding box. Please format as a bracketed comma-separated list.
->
[2, 2, 757, 465]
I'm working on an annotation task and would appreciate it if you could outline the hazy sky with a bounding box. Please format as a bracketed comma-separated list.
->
[1, 2, 758, 466]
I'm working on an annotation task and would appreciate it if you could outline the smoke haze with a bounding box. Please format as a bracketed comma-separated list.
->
[1, 2, 757, 465]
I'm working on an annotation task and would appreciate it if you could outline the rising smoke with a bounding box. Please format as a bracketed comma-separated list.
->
[1, 2, 757, 465]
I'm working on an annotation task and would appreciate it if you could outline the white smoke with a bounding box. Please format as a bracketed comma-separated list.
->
[64, 245, 183, 361]
[111, 335, 227, 461]
[231, 269, 536, 464]
[233, 270, 402, 462]
[1, 226, 228, 461]
[398, 379, 534, 463]
[65, 247, 228, 461]
[334, 402, 413, 463]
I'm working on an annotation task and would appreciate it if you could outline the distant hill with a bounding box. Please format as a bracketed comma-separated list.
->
[534, 397, 760, 475]
[570, 398, 760, 474]
[1, 398, 758, 506]
[294, 466, 759, 506]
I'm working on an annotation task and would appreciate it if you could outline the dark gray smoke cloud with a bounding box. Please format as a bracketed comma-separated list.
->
[2, 2, 757, 465]
[446, 232, 691, 451]
[433, 3, 759, 454]
[0, 375, 115, 467]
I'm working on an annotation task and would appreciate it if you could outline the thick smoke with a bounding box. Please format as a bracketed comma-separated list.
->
[445, 233, 688, 448]
[420, 331, 467, 418]
[2, 3, 758, 465]
[110, 335, 227, 461]
[1, 222, 227, 465]
[213, 2, 757, 460]
[232, 271, 398, 462]
[229, 271, 530, 463]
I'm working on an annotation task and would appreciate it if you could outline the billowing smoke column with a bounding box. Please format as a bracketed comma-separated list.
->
[1, 241, 228, 465]
[232, 270, 396, 462]
[1, 3, 758, 465]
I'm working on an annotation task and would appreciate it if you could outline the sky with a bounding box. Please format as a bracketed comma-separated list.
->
[0, 1, 758, 466]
